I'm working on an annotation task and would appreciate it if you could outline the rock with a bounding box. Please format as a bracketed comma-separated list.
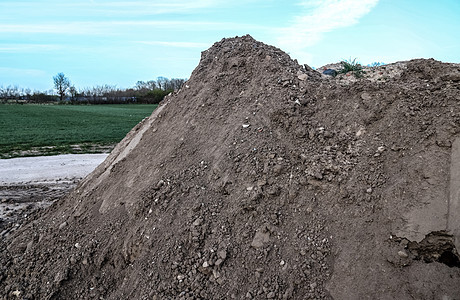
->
[313, 172, 323, 180]
[297, 73, 308, 81]
[12, 290, 21, 297]
[398, 250, 409, 258]
[59, 221, 67, 229]
[217, 250, 227, 260]
[441, 72, 460, 82]
[356, 128, 366, 137]
[256, 179, 267, 186]
[273, 164, 284, 175]
[267, 291, 275, 298]
[192, 218, 203, 226]
[361, 92, 372, 101]
[251, 226, 270, 248]
[323, 69, 337, 76]
[25, 240, 33, 253]
[366, 188, 373, 194]
[177, 274, 185, 281]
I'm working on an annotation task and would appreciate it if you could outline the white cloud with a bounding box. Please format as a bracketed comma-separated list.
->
[0, 44, 62, 53]
[0, 0, 224, 17]
[276, 0, 379, 63]
[0, 20, 268, 36]
[0, 21, 213, 35]
[137, 41, 211, 49]
[65, 0, 223, 16]
[0, 67, 46, 77]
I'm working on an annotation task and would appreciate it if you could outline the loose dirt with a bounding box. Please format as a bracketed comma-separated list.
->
[1, 35, 460, 299]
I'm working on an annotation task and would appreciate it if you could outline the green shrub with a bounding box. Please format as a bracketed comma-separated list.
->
[138, 88, 172, 104]
[338, 58, 364, 78]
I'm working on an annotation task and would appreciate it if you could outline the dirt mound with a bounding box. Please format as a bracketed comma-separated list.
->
[1, 35, 460, 299]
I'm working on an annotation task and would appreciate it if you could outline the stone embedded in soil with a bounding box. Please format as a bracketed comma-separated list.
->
[251, 226, 271, 248]
[398, 250, 409, 258]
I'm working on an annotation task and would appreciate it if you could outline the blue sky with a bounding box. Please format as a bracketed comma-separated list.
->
[1, 0, 459, 91]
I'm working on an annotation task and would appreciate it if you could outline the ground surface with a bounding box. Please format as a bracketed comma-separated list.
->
[1, 35, 460, 300]
[0, 104, 157, 158]
[0, 154, 107, 234]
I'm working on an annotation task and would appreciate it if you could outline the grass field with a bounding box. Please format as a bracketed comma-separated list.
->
[0, 104, 157, 158]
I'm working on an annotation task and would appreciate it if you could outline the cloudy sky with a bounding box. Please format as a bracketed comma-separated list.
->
[1, 0, 459, 91]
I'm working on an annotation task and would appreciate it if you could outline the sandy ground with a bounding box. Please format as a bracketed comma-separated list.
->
[0, 153, 108, 231]
[0, 153, 108, 184]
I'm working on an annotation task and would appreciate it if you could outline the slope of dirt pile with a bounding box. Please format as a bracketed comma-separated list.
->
[1, 35, 460, 299]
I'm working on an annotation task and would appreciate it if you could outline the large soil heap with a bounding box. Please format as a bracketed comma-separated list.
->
[2, 35, 460, 299]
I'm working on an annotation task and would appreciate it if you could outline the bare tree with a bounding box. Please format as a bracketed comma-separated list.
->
[53, 72, 70, 101]
[69, 86, 78, 103]
[156, 76, 168, 90]
[170, 78, 186, 90]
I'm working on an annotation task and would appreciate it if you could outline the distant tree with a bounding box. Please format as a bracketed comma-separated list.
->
[138, 89, 170, 104]
[156, 76, 169, 90]
[53, 72, 71, 101]
[69, 86, 78, 103]
[170, 78, 185, 90]
[23, 88, 31, 98]
[135, 81, 147, 91]
[30, 92, 56, 103]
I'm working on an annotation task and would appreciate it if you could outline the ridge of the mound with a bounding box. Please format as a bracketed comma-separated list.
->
[1, 35, 460, 300]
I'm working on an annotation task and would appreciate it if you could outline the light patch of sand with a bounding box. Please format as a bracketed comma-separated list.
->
[0, 154, 108, 185]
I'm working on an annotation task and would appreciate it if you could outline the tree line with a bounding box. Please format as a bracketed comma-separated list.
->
[0, 73, 186, 104]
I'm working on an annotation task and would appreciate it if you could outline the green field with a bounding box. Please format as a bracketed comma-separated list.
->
[0, 104, 157, 158]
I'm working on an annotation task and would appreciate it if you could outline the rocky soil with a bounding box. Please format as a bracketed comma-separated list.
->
[1, 35, 460, 299]
[0, 182, 75, 233]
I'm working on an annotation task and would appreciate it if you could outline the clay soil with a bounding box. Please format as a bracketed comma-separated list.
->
[1, 35, 460, 299]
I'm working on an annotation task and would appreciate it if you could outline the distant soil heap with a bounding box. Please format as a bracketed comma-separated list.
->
[2, 35, 460, 299]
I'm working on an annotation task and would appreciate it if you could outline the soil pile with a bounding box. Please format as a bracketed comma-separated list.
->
[1, 35, 460, 299]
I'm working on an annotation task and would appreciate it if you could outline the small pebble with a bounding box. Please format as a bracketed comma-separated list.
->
[218, 250, 227, 260]
[398, 250, 409, 258]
